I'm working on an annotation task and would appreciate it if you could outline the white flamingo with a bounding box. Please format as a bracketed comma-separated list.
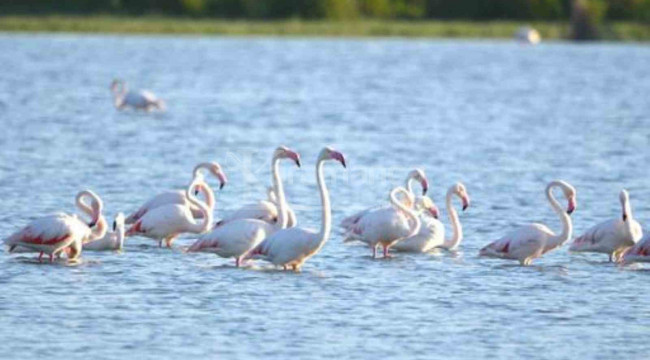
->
[618, 233, 650, 265]
[245, 147, 346, 271]
[393, 183, 470, 253]
[344, 186, 421, 258]
[84, 213, 126, 252]
[126, 177, 213, 247]
[570, 189, 642, 262]
[340, 168, 428, 231]
[479, 180, 576, 265]
[4, 190, 107, 262]
[125, 162, 226, 225]
[215, 147, 300, 228]
[111, 79, 165, 111]
[187, 147, 301, 267]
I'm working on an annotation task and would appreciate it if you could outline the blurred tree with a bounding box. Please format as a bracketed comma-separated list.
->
[320, 0, 360, 19]
[359, 0, 392, 18]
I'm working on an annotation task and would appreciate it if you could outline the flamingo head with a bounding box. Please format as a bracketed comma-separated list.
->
[452, 182, 470, 211]
[274, 146, 301, 168]
[113, 213, 125, 232]
[408, 169, 428, 195]
[319, 147, 346, 168]
[619, 189, 630, 221]
[207, 162, 227, 190]
[416, 196, 439, 219]
[110, 79, 123, 93]
[562, 183, 577, 215]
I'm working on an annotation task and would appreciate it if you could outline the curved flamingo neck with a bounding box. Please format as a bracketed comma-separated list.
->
[192, 163, 212, 179]
[316, 159, 331, 248]
[391, 187, 420, 238]
[621, 193, 632, 220]
[116, 223, 125, 250]
[443, 189, 463, 250]
[186, 182, 214, 233]
[89, 216, 108, 242]
[545, 183, 572, 250]
[405, 176, 414, 195]
[272, 157, 287, 229]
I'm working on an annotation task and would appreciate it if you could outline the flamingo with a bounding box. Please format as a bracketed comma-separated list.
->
[126, 177, 213, 247]
[215, 146, 300, 228]
[187, 146, 302, 267]
[569, 189, 642, 262]
[393, 182, 470, 253]
[4, 190, 107, 262]
[618, 233, 650, 265]
[343, 186, 421, 258]
[111, 79, 165, 111]
[125, 162, 226, 225]
[479, 180, 577, 265]
[245, 147, 346, 271]
[340, 168, 428, 231]
[83, 213, 126, 252]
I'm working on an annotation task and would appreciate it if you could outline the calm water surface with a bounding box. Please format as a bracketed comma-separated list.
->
[1, 34, 649, 359]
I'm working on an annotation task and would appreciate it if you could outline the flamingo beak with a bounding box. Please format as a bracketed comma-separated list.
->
[462, 195, 470, 211]
[429, 206, 440, 219]
[623, 213, 628, 222]
[567, 197, 576, 215]
[113, 221, 117, 231]
[289, 151, 301, 168]
[332, 151, 346, 168]
[217, 172, 227, 190]
[421, 178, 429, 195]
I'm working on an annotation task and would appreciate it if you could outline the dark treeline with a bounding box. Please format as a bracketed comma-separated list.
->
[1, 0, 648, 21]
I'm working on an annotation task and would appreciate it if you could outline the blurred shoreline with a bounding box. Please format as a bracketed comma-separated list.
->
[1, 16, 648, 41]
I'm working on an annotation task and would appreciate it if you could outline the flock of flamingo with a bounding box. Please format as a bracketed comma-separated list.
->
[3, 82, 650, 270]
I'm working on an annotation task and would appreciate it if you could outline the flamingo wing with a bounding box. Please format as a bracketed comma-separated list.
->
[480, 224, 549, 262]
[189, 219, 274, 258]
[5, 214, 83, 253]
[126, 190, 187, 224]
[392, 216, 444, 252]
[250, 227, 318, 266]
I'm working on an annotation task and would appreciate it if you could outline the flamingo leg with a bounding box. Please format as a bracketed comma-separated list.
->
[372, 246, 377, 259]
[608, 254, 613, 262]
[158, 239, 163, 248]
[49, 253, 54, 263]
[38, 252, 44, 262]
[382, 245, 389, 258]
[165, 235, 178, 248]
[283, 265, 287, 270]
[235, 257, 241, 267]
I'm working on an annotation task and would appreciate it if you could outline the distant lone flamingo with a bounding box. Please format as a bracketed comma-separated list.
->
[245, 147, 346, 271]
[570, 189, 642, 261]
[111, 79, 165, 112]
[479, 180, 577, 265]
[4, 190, 107, 262]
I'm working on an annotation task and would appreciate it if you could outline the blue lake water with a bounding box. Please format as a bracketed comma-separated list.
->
[0, 34, 649, 359]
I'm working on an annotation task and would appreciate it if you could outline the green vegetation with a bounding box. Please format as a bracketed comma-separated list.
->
[0, 1, 648, 40]
[1, 16, 648, 40]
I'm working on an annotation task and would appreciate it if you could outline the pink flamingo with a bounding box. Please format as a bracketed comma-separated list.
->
[126, 177, 213, 248]
[245, 147, 346, 271]
[479, 180, 576, 265]
[570, 189, 642, 261]
[111, 79, 165, 112]
[344, 186, 421, 258]
[4, 190, 107, 262]
[618, 233, 650, 265]
[340, 169, 428, 231]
